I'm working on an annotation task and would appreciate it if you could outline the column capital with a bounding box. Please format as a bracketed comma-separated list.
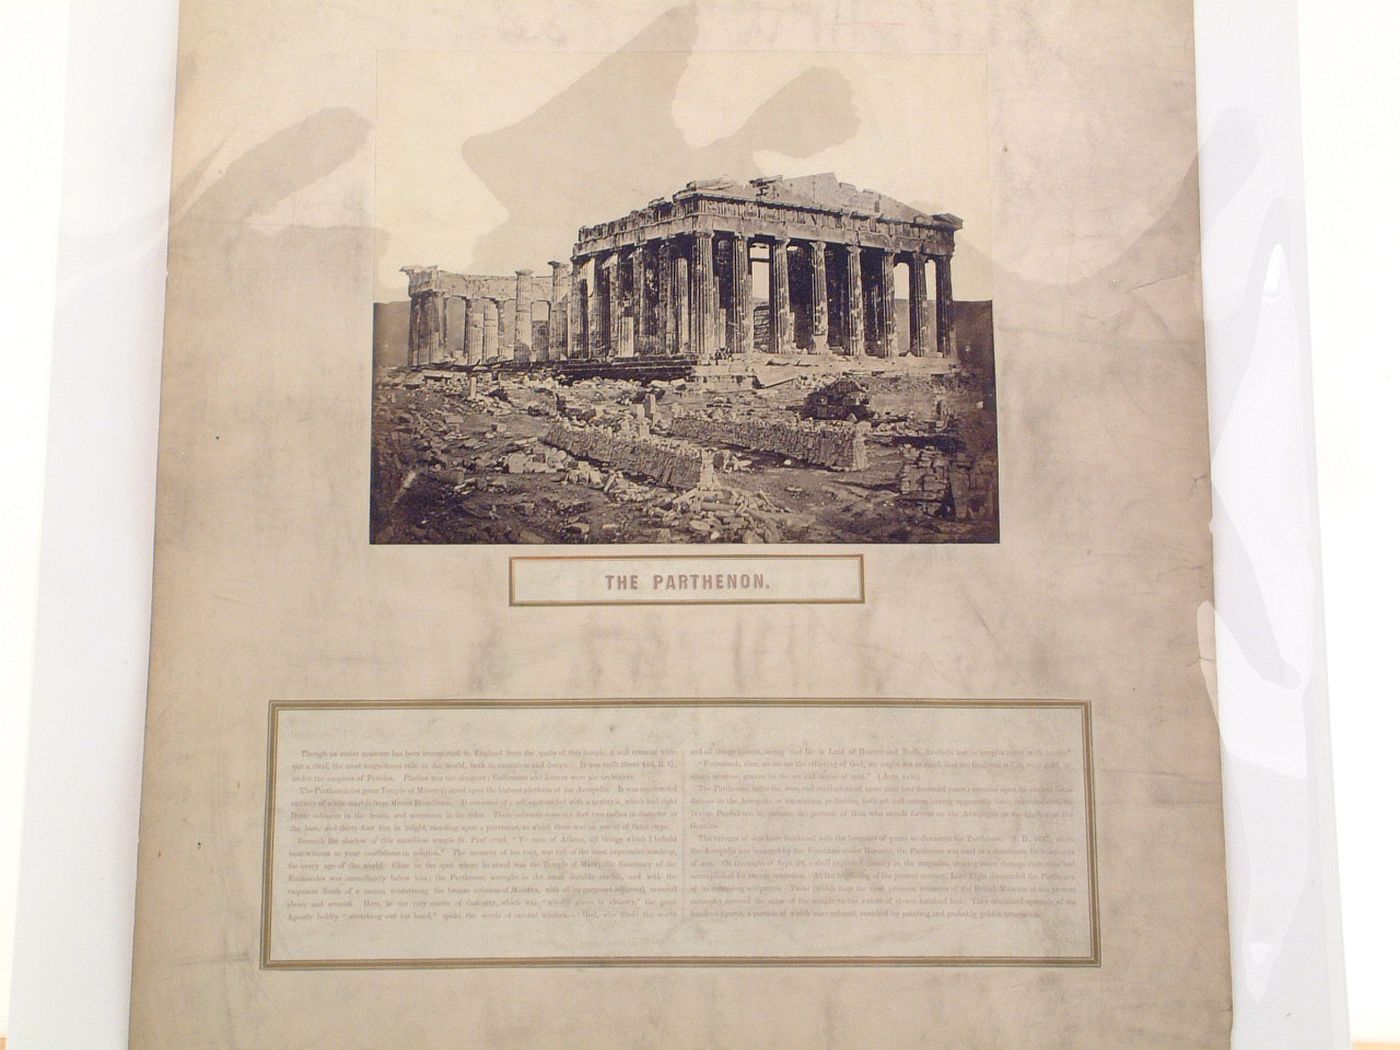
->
[515, 268, 534, 277]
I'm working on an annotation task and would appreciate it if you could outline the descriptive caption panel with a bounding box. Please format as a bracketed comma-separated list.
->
[508, 554, 864, 605]
[265, 702, 1096, 966]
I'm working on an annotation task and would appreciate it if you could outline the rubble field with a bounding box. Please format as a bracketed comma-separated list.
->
[370, 366, 999, 545]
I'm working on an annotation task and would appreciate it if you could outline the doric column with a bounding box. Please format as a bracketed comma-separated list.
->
[878, 250, 898, 357]
[421, 294, 435, 366]
[420, 295, 432, 365]
[408, 294, 422, 366]
[657, 240, 675, 355]
[933, 253, 954, 358]
[845, 245, 865, 356]
[422, 294, 435, 364]
[568, 260, 584, 359]
[630, 246, 648, 356]
[467, 298, 485, 364]
[483, 299, 500, 361]
[419, 295, 429, 365]
[908, 255, 930, 357]
[770, 237, 794, 353]
[423, 295, 438, 364]
[730, 234, 753, 356]
[809, 241, 829, 353]
[542, 302, 555, 361]
[493, 294, 512, 360]
[616, 249, 634, 358]
[604, 253, 624, 357]
[588, 256, 606, 358]
[421, 292, 446, 364]
[694, 230, 717, 362]
[441, 297, 452, 360]
[513, 269, 533, 361]
[675, 243, 690, 355]
[501, 297, 515, 361]
[548, 261, 569, 360]
[444, 297, 458, 361]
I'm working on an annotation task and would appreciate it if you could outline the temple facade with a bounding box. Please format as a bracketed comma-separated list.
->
[570, 173, 960, 363]
[402, 173, 962, 367]
[400, 266, 565, 367]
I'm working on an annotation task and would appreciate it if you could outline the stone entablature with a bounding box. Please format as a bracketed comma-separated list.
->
[577, 175, 959, 258]
[403, 265, 553, 303]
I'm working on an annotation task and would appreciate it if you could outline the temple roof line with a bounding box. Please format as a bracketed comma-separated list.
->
[650, 172, 961, 228]
[573, 172, 963, 257]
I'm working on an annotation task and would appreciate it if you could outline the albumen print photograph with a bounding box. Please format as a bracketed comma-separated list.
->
[371, 26, 998, 544]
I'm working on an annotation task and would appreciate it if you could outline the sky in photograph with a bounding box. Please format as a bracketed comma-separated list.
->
[375, 38, 991, 302]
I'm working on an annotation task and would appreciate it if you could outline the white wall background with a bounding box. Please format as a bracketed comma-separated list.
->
[1194, 0, 1362, 1043]
[0, 0, 176, 1045]
[0, 0, 71, 1036]
[1, 0, 1394, 1046]
[1296, 0, 1400, 1041]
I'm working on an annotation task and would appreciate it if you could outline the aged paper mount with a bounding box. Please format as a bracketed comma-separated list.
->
[131, 2, 1229, 1047]
[262, 699, 1099, 968]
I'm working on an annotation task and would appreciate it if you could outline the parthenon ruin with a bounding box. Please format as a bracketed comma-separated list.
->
[403, 173, 963, 369]
[401, 267, 563, 367]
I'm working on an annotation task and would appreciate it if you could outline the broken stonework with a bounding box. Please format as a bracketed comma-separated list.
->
[669, 415, 868, 471]
[896, 446, 952, 511]
[543, 421, 716, 490]
[895, 447, 988, 520]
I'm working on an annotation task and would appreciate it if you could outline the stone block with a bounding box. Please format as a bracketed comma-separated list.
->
[542, 421, 716, 490]
[668, 415, 867, 470]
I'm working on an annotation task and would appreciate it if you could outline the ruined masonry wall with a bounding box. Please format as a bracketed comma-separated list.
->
[543, 422, 716, 490]
[669, 416, 868, 471]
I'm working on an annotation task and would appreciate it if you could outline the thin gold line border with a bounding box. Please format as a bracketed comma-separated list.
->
[262, 697, 1099, 970]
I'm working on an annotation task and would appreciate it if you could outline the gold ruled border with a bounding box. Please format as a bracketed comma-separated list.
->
[507, 553, 866, 607]
[261, 698, 1100, 970]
